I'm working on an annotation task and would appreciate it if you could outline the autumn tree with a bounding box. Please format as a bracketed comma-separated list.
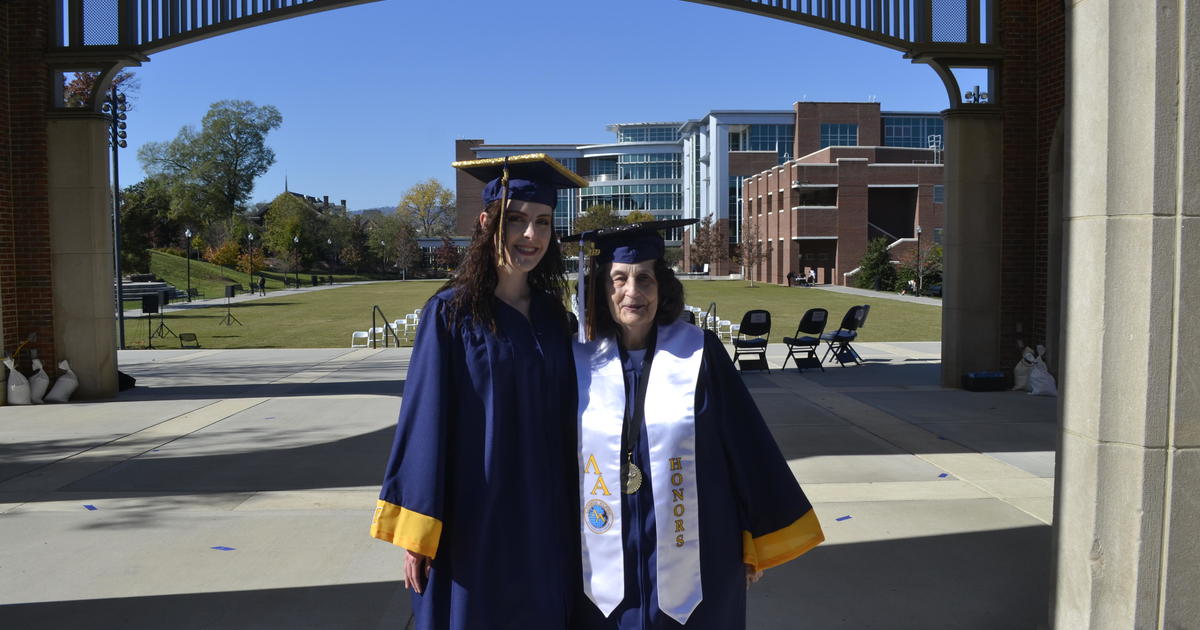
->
[397, 178, 456, 238]
[434, 236, 462, 271]
[738, 219, 770, 287]
[689, 215, 728, 274]
[63, 71, 139, 109]
[138, 100, 282, 233]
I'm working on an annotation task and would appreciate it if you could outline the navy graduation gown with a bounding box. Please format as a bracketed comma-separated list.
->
[575, 329, 823, 630]
[371, 289, 576, 629]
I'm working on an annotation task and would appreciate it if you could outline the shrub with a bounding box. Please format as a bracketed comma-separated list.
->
[205, 240, 241, 268]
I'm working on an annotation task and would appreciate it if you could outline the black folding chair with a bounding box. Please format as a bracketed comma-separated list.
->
[733, 309, 771, 372]
[821, 305, 865, 366]
[782, 308, 828, 372]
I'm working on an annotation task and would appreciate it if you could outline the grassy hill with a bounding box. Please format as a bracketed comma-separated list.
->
[134, 251, 387, 305]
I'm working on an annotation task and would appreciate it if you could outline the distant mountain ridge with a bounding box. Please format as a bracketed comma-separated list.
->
[350, 206, 393, 215]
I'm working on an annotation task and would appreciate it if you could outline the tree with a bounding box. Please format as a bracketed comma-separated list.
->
[690, 215, 728, 274]
[563, 204, 624, 256]
[397, 178, 456, 238]
[138, 100, 282, 232]
[896, 243, 943, 294]
[855, 237, 897, 291]
[370, 213, 421, 276]
[340, 246, 363, 275]
[738, 219, 770, 287]
[63, 71, 139, 109]
[117, 180, 176, 273]
[263, 192, 321, 265]
[205, 240, 241, 269]
[434, 236, 462, 271]
[624, 210, 655, 224]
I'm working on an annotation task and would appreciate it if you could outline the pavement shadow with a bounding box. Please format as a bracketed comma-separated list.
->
[0, 580, 411, 629]
[0, 526, 1050, 630]
[749, 525, 1052, 629]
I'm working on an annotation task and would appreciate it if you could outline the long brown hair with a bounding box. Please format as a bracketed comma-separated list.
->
[583, 257, 684, 341]
[441, 200, 568, 332]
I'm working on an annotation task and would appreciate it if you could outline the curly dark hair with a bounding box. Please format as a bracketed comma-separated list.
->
[440, 200, 568, 332]
[583, 256, 684, 342]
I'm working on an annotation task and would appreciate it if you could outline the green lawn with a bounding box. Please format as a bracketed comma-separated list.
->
[679, 280, 940, 342]
[119, 279, 940, 349]
[133, 250, 392, 303]
[121, 281, 445, 349]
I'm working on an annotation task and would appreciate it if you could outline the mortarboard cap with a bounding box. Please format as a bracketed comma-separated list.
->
[565, 218, 697, 342]
[453, 153, 587, 209]
[564, 218, 698, 264]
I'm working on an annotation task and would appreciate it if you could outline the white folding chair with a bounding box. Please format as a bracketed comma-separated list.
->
[717, 319, 733, 341]
[350, 331, 369, 348]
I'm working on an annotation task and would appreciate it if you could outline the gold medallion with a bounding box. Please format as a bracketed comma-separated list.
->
[624, 461, 643, 494]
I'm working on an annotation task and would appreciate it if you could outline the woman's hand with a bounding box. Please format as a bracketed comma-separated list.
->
[405, 550, 433, 594]
[745, 563, 764, 588]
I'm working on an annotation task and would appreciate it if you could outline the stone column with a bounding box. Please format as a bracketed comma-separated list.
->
[939, 108, 1003, 387]
[46, 114, 118, 399]
[1052, 0, 1199, 626]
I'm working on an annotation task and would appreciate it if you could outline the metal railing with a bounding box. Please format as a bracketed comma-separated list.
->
[51, 0, 377, 56]
[370, 305, 403, 349]
[683, 0, 992, 51]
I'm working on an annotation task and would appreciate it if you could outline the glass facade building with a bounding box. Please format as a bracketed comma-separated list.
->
[882, 115, 946, 148]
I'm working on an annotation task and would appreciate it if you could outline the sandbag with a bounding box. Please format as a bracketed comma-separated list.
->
[1028, 345, 1058, 397]
[1013, 346, 1036, 392]
[4, 357, 31, 405]
[44, 359, 78, 403]
[29, 358, 49, 404]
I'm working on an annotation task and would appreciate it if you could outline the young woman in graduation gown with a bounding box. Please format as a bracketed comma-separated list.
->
[569, 222, 825, 629]
[371, 156, 583, 629]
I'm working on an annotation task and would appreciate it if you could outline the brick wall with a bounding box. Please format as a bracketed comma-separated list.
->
[996, 0, 1065, 362]
[1, 0, 55, 372]
[454, 139, 485, 237]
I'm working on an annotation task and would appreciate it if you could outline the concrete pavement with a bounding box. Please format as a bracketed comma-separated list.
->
[0, 342, 1056, 629]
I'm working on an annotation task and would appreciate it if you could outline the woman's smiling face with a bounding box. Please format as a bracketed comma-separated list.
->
[481, 200, 554, 274]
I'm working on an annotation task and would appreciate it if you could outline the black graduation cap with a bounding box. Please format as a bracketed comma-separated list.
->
[565, 218, 697, 342]
[452, 153, 587, 209]
[564, 218, 697, 264]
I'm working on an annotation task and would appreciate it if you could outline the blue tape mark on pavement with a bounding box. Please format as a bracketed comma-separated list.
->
[938, 473, 949, 478]
[835, 515, 852, 522]
[211, 546, 236, 551]
[83, 504, 97, 511]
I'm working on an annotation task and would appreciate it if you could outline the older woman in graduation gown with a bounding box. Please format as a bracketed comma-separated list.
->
[568, 220, 825, 630]
[371, 155, 586, 629]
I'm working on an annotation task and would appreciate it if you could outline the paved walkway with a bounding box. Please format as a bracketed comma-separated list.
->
[0, 343, 1055, 629]
[808, 283, 944, 306]
[119, 281, 390, 320]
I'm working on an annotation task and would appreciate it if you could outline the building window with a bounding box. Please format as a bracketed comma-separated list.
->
[933, 185, 945, 203]
[729, 176, 744, 244]
[882, 116, 945, 148]
[819, 123, 858, 148]
[589, 157, 617, 177]
[618, 126, 680, 143]
[731, 124, 795, 162]
[617, 153, 681, 180]
[933, 227, 944, 245]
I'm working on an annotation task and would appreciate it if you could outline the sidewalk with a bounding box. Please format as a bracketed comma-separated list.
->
[808, 283, 944, 307]
[0, 343, 1054, 629]
[119, 280, 388, 320]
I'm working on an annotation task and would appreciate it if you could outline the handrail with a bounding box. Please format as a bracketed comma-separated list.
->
[705, 302, 719, 334]
[370, 305, 403, 349]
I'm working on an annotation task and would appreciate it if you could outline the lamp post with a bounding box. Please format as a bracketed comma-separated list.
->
[293, 234, 300, 287]
[247, 233, 255, 289]
[915, 225, 923, 296]
[184, 228, 193, 302]
[102, 84, 129, 349]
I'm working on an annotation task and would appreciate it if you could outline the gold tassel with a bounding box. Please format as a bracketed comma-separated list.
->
[495, 160, 511, 267]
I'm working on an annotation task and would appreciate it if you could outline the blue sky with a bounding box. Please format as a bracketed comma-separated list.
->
[121, 0, 951, 210]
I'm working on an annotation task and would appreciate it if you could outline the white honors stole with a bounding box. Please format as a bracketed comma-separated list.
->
[576, 321, 705, 623]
